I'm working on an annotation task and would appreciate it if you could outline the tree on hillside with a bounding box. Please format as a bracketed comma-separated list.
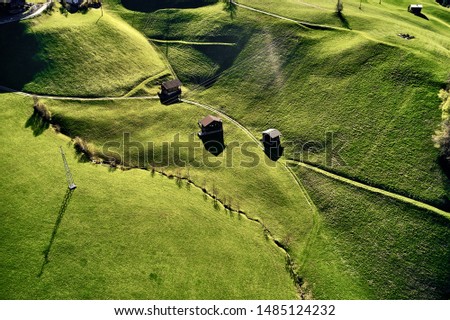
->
[433, 85, 450, 168]
[433, 119, 450, 165]
[222, 0, 237, 19]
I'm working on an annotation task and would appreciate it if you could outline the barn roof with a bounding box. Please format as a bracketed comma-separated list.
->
[199, 115, 222, 127]
[262, 128, 281, 138]
[161, 79, 182, 90]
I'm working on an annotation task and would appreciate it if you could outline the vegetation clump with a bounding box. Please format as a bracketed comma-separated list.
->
[433, 119, 450, 163]
[433, 83, 450, 167]
[32, 97, 51, 123]
[73, 136, 97, 161]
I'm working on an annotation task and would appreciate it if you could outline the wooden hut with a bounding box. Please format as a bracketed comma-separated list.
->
[159, 79, 182, 103]
[407, 4, 423, 14]
[198, 115, 223, 137]
[262, 128, 281, 147]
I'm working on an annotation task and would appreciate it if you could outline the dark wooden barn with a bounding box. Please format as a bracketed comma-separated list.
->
[262, 128, 283, 161]
[158, 79, 182, 104]
[408, 4, 423, 14]
[262, 128, 282, 146]
[161, 79, 182, 94]
[198, 115, 223, 137]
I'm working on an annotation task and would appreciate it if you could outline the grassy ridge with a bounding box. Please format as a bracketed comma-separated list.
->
[0, 93, 297, 299]
[107, 0, 253, 42]
[295, 165, 450, 299]
[0, 9, 169, 97]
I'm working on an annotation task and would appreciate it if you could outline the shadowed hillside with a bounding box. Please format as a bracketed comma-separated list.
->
[122, 0, 218, 12]
[0, 11, 169, 97]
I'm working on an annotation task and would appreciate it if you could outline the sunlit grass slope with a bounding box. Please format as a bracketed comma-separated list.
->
[0, 9, 170, 97]
[196, 24, 449, 207]
[44, 98, 314, 268]
[0, 93, 297, 299]
[295, 166, 450, 299]
[239, 0, 450, 60]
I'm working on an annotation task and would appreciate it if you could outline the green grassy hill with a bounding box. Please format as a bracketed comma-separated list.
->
[128, 1, 449, 208]
[0, 8, 170, 97]
[0, 0, 449, 300]
[296, 166, 450, 299]
[0, 93, 297, 299]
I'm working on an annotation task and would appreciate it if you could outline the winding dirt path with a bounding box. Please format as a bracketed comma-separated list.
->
[289, 160, 450, 218]
[148, 39, 237, 46]
[233, 1, 342, 31]
[0, 85, 159, 101]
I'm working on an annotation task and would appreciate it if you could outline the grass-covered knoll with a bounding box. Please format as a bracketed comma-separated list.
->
[102, 2, 258, 86]
[0, 93, 297, 299]
[162, 7, 449, 208]
[106, 0, 253, 43]
[44, 98, 314, 266]
[0, 8, 170, 97]
[295, 166, 450, 299]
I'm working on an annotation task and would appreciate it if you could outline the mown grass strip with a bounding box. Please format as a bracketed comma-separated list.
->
[289, 160, 450, 218]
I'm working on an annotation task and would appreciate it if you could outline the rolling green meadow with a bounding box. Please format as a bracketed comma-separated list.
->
[294, 165, 450, 299]
[0, 0, 449, 299]
[0, 93, 297, 299]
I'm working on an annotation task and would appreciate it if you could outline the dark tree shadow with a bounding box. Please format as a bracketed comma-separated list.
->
[122, 0, 218, 12]
[335, 11, 351, 29]
[200, 132, 225, 156]
[433, 155, 450, 211]
[0, 22, 46, 90]
[263, 145, 284, 161]
[437, 155, 450, 211]
[25, 110, 50, 136]
[37, 188, 74, 277]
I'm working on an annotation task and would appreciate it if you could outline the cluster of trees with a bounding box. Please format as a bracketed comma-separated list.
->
[436, 0, 450, 8]
[33, 97, 51, 123]
[433, 85, 450, 167]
